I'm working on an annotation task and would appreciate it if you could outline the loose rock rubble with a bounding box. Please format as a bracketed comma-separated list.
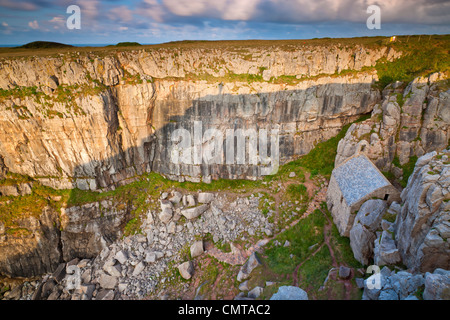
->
[2, 190, 274, 300]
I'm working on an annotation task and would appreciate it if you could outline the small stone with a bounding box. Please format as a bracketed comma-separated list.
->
[181, 204, 209, 220]
[98, 274, 117, 290]
[132, 262, 145, 276]
[178, 261, 194, 280]
[239, 280, 249, 291]
[339, 266, 352, 280]
[289, 172, 296, 178]
[237, 252, 262, 282]
[118, 283, 127, 293]
[52, 263, 66, 283]
[167, 221, 176, 234]
[80, 284, 95, 300]
[95, 289, 115, 300]
[103, 264, 122, 277]
[248, 286, 263, 299]
[77, 259, 91, 269]
[169, 191, 182, 204]
[114, 250, 128, 265]
[159, 207, 173, 223]
[186, 195, 196, 207]
[160, 192, 169, 200]
[356, 278, 365, 289]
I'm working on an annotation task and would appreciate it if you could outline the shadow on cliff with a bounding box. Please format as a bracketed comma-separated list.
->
[68, 82, 379, 193]
[64, 83, 378, 260]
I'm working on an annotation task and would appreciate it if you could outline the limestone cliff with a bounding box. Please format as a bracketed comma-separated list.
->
[0, 44, 396, 190]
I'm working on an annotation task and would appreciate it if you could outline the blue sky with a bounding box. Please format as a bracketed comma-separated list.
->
[0, 0, 449, 45]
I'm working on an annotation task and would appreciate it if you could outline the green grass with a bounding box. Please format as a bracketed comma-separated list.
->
[374, 35, 450, 90]
[286, 184, 308, 203]
[264, 209, 326, 274]
[289, 114, 371, 178]
[0, 181, 69, 230]
[298, 245, 333, 292]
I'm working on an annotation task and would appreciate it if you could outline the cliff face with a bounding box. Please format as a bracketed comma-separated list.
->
[335, 73, 449, 175]
[0, 45, 395, 190]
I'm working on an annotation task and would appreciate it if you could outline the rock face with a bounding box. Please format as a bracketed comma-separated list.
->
[60, 201, 130, 261]
[0, 206, 61, 277]
[0, 44, 397, 188]
[363, 267, 425, 300]
[0, 199, 130, 278]
[335, 73, 449, 172]
[396, 150, 450, 272]
[270, 286, 308, 300]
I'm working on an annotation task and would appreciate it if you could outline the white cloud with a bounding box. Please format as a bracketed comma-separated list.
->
[138, 0, 450, 25]
[28, 20, 39, 29]
[108, 5, 134, 23]
[49, 16, 65, 30]
[0, 0, 37, 11]
[2, 22, 8, 27]
[77, 0, 99, 20]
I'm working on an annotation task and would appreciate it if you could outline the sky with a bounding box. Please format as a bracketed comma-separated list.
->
[0, 0, 449, 45]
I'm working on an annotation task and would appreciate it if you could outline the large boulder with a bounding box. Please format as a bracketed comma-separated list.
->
[237, 252, 262, 282]
[363, 267, 424, 300]
[181, 204, 209, 220]
[350, 199, 387, 265]
[334, 75, 449, 173]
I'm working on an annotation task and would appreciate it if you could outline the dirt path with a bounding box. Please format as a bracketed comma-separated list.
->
[206, 173, 327, 266]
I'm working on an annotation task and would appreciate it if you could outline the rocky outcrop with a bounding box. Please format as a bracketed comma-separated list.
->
[346, 150, 449, 271]
[0, 206, 61, 278]
[349, 199, 387, 265]
[60, 201, 131, 261]
[423, 268, 450, 300]
[396, 150, 450, 272]
[2, 190, 274, 299]
[363, 266, 450, 300]
[0, 199, 131, 278]
[335, 73, 449, 172]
